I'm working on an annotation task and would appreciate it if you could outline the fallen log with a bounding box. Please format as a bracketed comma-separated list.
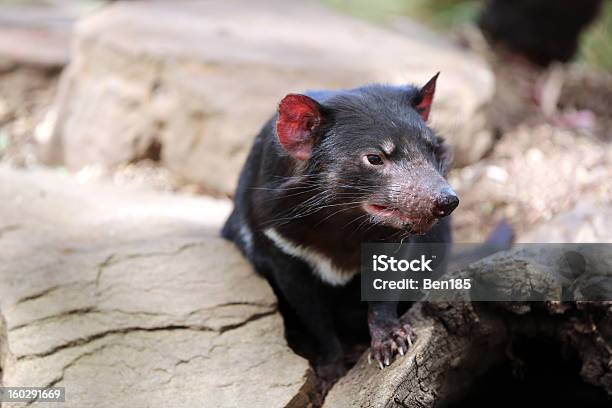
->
[325, 247, 612, 407]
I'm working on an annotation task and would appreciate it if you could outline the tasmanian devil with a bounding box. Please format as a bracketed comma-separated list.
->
[222, 73, 459, 376]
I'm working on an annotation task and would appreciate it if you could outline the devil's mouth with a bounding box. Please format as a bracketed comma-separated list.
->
[363, 203, 437, 234]
[364, 204, 400, 217]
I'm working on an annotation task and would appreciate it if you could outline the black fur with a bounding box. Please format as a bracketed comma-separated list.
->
[222, 84, 454, 374]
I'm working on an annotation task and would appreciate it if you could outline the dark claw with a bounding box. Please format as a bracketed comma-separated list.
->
[401, 321, 417, 346]
[369, 322, 417, 369]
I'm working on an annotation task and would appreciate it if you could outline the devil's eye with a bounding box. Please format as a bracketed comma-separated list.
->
[366, 154, 384, 166]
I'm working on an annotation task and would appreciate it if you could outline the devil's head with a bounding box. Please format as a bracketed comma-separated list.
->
[273, 73, 458, 235]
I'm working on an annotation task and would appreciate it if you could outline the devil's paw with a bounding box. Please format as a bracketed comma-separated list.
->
[368, 320, 416, 369]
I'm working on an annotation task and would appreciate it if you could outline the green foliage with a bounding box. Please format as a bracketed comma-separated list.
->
[324, 0, 478, 26]
[579, 1, 612, 72]
[324, 0, 410, 22]
[402, 0, 481, 28]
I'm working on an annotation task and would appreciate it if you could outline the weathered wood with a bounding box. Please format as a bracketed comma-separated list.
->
[325, 247, 612, 407]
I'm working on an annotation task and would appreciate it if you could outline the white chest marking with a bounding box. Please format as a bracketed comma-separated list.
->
[239, 224, 254, 255]
[264, 228, 358, 286]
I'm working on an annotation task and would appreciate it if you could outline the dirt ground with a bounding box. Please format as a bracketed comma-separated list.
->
[450, 54, 612, 241]
[0, 57, 611, 242]
[0, 66, 57, 167]
[450, 121, 612, 241]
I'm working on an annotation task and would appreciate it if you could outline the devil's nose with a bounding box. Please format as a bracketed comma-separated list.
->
[432, 191, 459, 217]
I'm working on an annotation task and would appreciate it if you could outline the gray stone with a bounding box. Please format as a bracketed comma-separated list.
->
[0, 166, 313, 407]
[0, 4, 75, 69]
[43, 0, 494, 194]
[520, 202, 612, 243]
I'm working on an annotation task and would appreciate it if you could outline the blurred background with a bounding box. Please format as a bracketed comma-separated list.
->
[0, 0, 611, 243]
[326, 0, 612, 71]
[1, 2, 611, 406]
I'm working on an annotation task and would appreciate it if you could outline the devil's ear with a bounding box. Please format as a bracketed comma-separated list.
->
[414, 72, 439, 122]
[276, 94, 325, 160]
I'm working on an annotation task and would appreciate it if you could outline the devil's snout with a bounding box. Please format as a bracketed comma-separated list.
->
[431, 187, 459, 218]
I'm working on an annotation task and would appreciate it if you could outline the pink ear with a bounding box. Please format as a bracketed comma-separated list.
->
[276, 94, 324, 160]
[415, 72, 439, 122]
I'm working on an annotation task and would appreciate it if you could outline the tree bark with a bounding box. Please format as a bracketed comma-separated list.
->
[325, 247, 612, 407]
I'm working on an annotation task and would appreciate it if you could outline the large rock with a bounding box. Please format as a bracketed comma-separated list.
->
[42, 0, 494, 194]
[0, 3, 75, 69]
[0, 167, 313, 407]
